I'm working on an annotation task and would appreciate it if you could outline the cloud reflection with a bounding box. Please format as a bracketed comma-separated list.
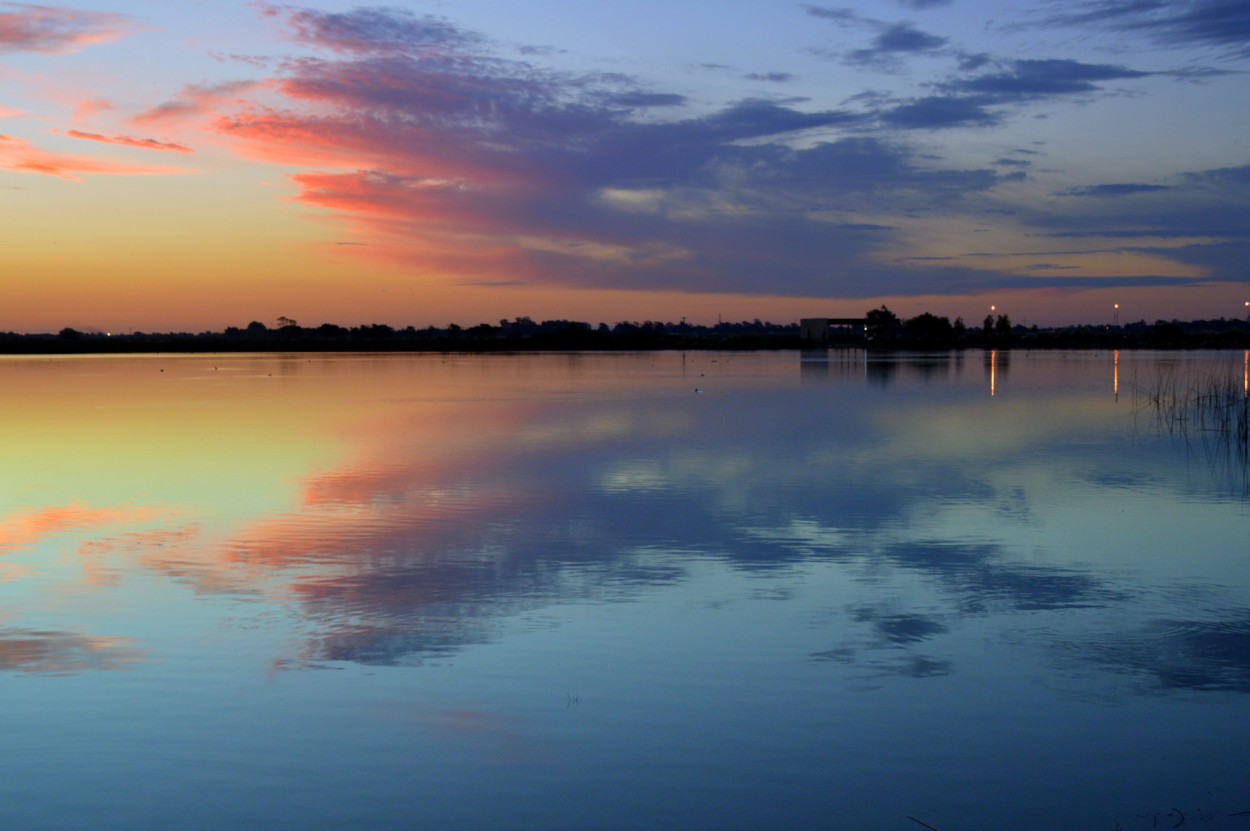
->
[0, 627, 141, 674]
[16, 353, 1239, 703]
[0, 503, 164, 555]
[1078, 614, 1250, 693]
[201, 356, 1216, 689]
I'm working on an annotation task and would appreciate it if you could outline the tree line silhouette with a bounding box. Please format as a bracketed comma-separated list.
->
[3, 308, 1247, 354]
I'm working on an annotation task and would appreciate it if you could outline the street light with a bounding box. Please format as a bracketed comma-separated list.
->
[1113, 303, 1119, 327]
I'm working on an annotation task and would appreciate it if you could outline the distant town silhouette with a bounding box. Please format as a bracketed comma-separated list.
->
[5, 307, 1249, 353]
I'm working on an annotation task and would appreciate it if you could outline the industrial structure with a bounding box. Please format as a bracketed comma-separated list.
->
[799, 318, 868, 344]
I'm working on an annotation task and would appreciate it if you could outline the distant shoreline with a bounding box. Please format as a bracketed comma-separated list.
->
[3, 313, 1249, 354]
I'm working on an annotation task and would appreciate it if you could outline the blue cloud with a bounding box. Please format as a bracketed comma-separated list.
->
[271, 4, 479, 54]
[1060, 183, 1172, 197]
[872, 22, 948, 52]
[881, 96, 1001, 129]
[1043, 0, 1250, 58]
[954, 59, 1152, 98]
[744, 72, 796, 82]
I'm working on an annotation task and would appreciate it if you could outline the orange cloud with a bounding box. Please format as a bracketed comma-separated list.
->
[0, 134, 184, 179]
[64, 129, 193, 154]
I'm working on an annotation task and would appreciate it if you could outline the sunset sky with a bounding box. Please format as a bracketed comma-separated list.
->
[2, 0, 1248, 332]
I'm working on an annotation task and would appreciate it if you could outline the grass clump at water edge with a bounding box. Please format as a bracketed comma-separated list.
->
[1132, 361, 1250, 491]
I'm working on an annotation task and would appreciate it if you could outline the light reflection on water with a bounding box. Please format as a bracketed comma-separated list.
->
[1, 351, 1248, 831]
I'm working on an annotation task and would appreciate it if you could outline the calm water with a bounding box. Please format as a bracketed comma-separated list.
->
[2, 350, 1248, 831]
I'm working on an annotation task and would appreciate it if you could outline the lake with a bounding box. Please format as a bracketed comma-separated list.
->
[2, 349, 1247, 831]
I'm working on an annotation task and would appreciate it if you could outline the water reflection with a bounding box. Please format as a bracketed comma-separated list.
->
[0, 628, 140, 674]
[1114, 349, 1119, 400]
[2, 354, 1245, 676]
[195, 354, 1246, 680]
[1079, 613, 1250, 693]
[0, 503, 164, 555]
[866, 352, 965, 386]
[1, 351, 1247, 830]
[3, 352, 1245, 676]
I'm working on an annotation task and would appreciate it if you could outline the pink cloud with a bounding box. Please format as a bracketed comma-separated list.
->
[0, 3, 132, 54]
[64, 129, 193, 154]
[72, 97, 113, 121]
[0, 134, 184, 179]
[210, 109, 386, 169]
[288, 170, 532, 237]
[132, 80, 261, 126]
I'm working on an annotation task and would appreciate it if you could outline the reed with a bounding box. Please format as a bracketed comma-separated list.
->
[1133, 360, 1250, 463]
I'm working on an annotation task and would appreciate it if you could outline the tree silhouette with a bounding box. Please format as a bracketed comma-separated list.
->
[995, 314, 1012, 341]
[866, 305, 901, 340]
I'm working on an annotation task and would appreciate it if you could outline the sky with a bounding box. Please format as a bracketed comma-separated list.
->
[1, 0, 1248, 331]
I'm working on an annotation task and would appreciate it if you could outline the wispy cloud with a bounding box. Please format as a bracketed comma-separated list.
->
[0, 3, 132, 54]
[1007, 162, 1250, 287]
[1040, 0, 1250, 58]
[133, 81, 260, 126]
[1060, 183, 1172, 197]
[0, 134, 183, 179]
[876, 58, 1161, 129]
[262, 2, 482, 56]
[806, 6, 951, 69]
[744, 71, 796, 82]
[951, 58, 1152, 97]
[63, 130, 192, 154]
[803, 6, 864, 25]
